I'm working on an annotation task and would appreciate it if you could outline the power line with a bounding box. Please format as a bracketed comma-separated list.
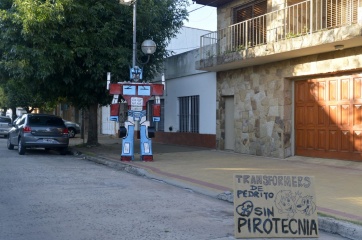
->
[187, 0, 219, 14]
[188, 5, 206, 13]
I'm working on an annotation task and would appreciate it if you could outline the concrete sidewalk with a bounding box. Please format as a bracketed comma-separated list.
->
[69, 134, 362, 239]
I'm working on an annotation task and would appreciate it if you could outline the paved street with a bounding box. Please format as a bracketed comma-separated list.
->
[0, 138, 352, 239]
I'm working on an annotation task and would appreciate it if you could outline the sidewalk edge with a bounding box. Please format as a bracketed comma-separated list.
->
[73, 151, 362, 240]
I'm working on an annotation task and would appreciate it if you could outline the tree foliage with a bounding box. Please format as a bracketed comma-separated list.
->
[0, 87, 6, 111]
[4, 79, 58, 113]
[0, 0, 188, 144]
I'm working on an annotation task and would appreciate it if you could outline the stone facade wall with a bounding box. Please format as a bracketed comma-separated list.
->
[216, 46, 362, 158]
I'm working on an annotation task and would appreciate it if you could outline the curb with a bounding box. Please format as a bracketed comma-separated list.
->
[318, 217, 362, 240]
[72, 150, 362, 240]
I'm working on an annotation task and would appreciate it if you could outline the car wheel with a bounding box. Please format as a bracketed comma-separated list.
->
[18, 138, 26, 155]
[59, 147, 68, 155]
[7, 136, 14, 150]
[68, 128, 76, 138]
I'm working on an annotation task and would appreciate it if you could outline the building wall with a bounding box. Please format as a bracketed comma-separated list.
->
[164, 71, 217, 134]
[162, 49, 216, 135]
[167, 27, 211, 55]
[217, 46, 362, 158]
[153, 48, 217, 148]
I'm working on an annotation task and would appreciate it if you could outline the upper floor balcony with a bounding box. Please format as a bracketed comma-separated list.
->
[196, 0, 362, 72]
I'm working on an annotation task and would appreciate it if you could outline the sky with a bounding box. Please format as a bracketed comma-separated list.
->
[183, 0, 217, 31]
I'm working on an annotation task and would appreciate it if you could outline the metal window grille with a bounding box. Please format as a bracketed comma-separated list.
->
[178, 96, 199, 133]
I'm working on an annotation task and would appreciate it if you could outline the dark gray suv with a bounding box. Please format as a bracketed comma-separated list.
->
[7, 114, 69, 155]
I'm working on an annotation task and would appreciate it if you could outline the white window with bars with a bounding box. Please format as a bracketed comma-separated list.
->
[178, 95, 200, 133]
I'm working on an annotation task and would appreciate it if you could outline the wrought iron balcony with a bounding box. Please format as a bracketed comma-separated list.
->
[196, 0, 362, 71]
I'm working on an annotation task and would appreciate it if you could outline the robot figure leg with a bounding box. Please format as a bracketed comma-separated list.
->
[140, 120, 154, 161]
[120, 121, 135, 161]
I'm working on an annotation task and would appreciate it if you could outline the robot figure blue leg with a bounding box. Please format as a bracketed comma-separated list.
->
[140, 124, 153, 161]
[121, 124, 134, 161]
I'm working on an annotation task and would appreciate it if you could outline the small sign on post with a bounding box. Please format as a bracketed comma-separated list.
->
[233, 174, 318, 238]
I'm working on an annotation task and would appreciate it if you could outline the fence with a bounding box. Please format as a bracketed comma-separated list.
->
[199, 0, 361, 60]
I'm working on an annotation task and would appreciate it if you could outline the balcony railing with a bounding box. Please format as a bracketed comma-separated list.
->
[199, 0, 362, 60]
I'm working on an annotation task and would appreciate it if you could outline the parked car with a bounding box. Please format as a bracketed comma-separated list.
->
[63, 119, 81, 138]
[0, 116, 12, 138]
[7, 113, 69, 155]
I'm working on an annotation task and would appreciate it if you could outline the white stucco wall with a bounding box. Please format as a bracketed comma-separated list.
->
[167, 27, 211, 55]
[164, 71, 216, 134]
[158, 15, 217, 137]
[159, 29, 217, 135]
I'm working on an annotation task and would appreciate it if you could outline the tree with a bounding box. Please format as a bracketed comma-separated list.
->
[4, 79, 58, 113]
[0, 0, 55, 117]
[0, 0, 188, 145]
[0, 87, 6, 113]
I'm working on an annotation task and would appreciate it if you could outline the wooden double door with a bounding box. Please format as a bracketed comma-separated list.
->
[295, 74, 362, 161]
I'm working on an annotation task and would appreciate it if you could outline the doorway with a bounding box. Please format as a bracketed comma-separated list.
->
[224, 96, 235, 150]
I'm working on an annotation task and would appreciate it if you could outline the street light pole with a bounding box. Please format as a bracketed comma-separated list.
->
[132, 0, 137, 68]
[120, 0, 137, 68]
[119, 0, 156, 81]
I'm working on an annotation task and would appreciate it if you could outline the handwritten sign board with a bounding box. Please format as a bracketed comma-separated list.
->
[234, 174, 318, 238]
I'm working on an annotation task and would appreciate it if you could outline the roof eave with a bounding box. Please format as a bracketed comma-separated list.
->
[194, 0, 233, 7]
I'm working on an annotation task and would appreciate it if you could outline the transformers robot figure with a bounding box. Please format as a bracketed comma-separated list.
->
[107, 76, 163, 162]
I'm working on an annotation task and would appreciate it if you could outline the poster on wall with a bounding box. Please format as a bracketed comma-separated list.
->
[234, 174, 318, 238]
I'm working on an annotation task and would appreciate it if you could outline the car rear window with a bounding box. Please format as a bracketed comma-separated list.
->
[0, 117, 11, 123]
[29, 116, 64, 126]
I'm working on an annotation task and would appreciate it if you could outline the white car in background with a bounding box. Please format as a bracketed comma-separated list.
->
[0, 116, 12, 138]
[63, 119, 81, 138]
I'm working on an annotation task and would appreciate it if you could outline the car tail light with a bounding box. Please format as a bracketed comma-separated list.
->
[62, 128, 69, 135]
[23, 126, 31, 133]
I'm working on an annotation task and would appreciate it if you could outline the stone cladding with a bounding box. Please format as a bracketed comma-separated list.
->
[216, 47, 362, 158]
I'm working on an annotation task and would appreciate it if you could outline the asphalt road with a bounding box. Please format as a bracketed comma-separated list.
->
[0, 138, 350, 240]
